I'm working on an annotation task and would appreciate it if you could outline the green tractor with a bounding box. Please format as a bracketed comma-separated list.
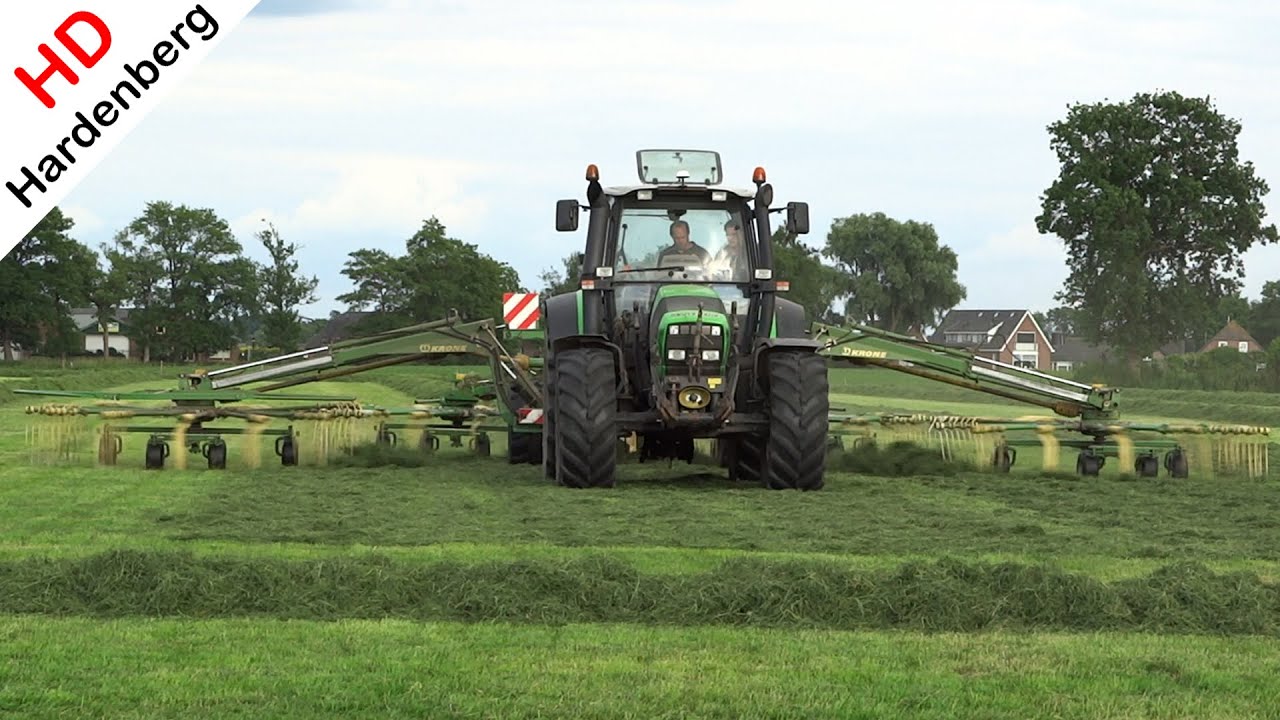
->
[540, 149, 828, 490]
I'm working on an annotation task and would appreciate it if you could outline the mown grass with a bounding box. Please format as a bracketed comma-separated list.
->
[4, 548, 1280, 637]
[0, 361, 174, 406]
[4, 617, 1279, 720]
[2, 453, 1280, 575]
[2, 363, 1279, 716]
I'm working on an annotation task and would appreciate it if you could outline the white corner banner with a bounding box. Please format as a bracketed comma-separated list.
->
[0, 1, 262, 258]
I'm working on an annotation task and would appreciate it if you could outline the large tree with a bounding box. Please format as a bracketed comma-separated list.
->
[1042, 305, 1084, 336]
[108, 201, 260, 361]
[1248, 280, 1280, 347]
[255, 222, 319, 352]
[338, 217, 523, 332]
[0, 207, 94, 361]
[771, 228, 841, 323]
[1036, 90, 1278, 363]
[822, 212, 966, 334]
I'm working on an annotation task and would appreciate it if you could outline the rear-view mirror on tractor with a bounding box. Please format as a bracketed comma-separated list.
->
[556, 199, 579, 232]
[786, 202, 810, 235]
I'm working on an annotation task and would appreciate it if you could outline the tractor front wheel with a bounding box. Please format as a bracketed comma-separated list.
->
[762, 351, 828, 491]
[553, 347, 617, 489]
[727, 434, 765, 484]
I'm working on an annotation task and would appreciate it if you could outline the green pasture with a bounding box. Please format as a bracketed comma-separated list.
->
[1, 361, 1279, 717]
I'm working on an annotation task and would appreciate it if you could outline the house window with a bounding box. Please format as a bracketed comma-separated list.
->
[1239, 341, 1249, 353]
[1016, 332, 1035, 344]
[1218, 341, 1228, 348]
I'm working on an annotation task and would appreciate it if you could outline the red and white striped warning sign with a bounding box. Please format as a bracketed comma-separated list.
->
[503, 292, 540, 330]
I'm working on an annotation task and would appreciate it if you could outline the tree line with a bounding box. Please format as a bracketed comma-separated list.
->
[3, 90, 1276, 379]
[0, 202, 322, 363]
[0, 204, 525, 363]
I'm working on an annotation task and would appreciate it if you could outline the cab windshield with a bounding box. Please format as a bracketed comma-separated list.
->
[613, 207, 749, 284]
[610, 204, 753, 318]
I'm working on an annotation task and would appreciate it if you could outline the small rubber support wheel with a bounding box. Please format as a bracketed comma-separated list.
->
[1134, 454, 1159, 478]
[1164, 449, 1189, 479]
[1076, 451, 1103, 477]
[144, 440, 167, 470]
[206, 441, 228, 470]
[277, 436, 298, 466]
[993, 444, 1015, 472]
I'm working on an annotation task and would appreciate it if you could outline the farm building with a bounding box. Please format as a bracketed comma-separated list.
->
[930, 309, 1054, 369]
[1200, 319, 1265, 354]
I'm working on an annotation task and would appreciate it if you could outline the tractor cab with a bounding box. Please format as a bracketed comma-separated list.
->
[555, 149, 808, 338]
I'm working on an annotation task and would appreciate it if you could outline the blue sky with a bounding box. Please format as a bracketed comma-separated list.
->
[58, 0, 1280, 322]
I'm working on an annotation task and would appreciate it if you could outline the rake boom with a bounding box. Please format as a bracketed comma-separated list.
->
[812, 321, 1118, 421]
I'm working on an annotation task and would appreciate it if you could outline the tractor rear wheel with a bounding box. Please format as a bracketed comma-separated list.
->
[762, 351, 828, 491]
[553, 347, 617, 488]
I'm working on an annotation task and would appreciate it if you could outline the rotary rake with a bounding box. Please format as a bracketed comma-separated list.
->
[16, 312, 546, 470]
[815, 323, 1272, 479]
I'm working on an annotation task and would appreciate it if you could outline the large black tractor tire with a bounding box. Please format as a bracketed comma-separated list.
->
[553, 347, 618, 488]
[762, 351, 829, 491]
[542, 380, 558, 481]
[508, 431, 531, 464]
[727, 434, 765, 484]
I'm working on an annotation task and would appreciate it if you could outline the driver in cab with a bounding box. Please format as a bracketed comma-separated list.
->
[657, 220, 712, 267]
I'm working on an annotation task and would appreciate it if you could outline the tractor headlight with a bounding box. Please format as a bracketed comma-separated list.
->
[668, 349, 686, 361]
[701, 349, 720, 361]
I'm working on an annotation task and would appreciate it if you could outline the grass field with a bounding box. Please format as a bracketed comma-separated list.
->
[1, 361, 1279, 717]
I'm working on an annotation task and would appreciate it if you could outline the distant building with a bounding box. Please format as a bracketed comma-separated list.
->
[930, 309, 1053, 369]
[72, 307, 136, 358]
[1048, 333, 1114, 373]
[1200, 319, 1265, 354]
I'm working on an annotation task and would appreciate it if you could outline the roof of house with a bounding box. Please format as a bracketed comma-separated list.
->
[1050, 334, 1113, 364]
[1203, 319, 1261, 349]
[74, 308, 134, 333]
[930, 309, 1054, 353]
[302, 311, 377, 347]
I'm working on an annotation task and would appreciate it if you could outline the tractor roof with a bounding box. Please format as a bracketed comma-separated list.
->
[601, 184, 757, 199]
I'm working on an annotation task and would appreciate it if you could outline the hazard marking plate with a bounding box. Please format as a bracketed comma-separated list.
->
[503, 292, 540, 329]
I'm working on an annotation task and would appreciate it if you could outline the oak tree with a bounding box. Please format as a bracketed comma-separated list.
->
[1036, 90, 1278, 363]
